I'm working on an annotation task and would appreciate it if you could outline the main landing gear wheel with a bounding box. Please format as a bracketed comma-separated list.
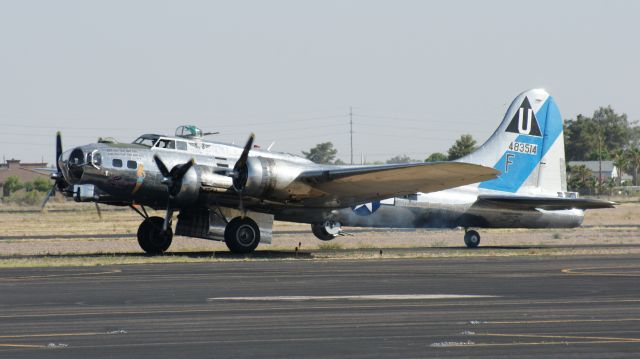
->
[464, 230, 480, 248]
[137, 216, 173, 254]
[311, 220, 341, 241]
[225, 217, 260, 254]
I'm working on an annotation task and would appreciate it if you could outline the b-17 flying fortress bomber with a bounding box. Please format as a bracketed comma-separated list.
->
[41, 89, 613, 254]
[42, 123, 498, 254]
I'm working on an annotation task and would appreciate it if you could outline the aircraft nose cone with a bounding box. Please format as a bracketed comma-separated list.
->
[66, 147, 86, 181]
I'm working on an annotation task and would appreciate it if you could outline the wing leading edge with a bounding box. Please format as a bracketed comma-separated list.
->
[298, 162, 499, 206]
[476, 195, 616, 210]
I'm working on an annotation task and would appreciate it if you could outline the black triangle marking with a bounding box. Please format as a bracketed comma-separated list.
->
[505, 97, 542, 137]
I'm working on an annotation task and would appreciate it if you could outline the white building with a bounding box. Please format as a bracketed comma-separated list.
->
[568, 160, 632, 181]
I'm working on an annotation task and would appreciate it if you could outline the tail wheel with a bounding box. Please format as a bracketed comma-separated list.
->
[464, 230, 480, 248]
[225, 217, 260, 254]
[137, 216, 173, 254]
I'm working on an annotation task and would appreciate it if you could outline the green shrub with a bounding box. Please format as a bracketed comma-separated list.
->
[32, 177, 52, 192]
[3, 176, 23, 194]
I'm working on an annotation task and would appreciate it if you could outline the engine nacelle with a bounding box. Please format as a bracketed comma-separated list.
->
[242, 157, 306, 201]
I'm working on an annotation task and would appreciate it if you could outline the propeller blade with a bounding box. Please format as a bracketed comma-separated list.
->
[95, 202, 102, 219]
[55, 131, 62, 173]
[238, 189, 244, 214]
[232, 133, 255, 191]
[163, 205, 173, 232]
[174, 158, 195, 179]
[153, 154, 171, 178]
[40, 185, 56, 211]
[235, 133, 255, 170]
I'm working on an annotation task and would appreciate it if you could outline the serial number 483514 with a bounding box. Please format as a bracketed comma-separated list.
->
[508, 141, 537, 155]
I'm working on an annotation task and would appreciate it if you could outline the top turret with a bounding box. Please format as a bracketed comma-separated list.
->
[175, 125, 203, 139]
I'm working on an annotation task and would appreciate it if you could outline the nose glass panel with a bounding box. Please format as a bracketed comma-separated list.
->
[68, 148, 85, 180]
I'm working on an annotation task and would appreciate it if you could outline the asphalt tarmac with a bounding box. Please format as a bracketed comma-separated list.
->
[1, 254, 640, 358]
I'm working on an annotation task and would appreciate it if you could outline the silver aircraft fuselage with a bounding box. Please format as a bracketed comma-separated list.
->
[60, 135, 319, 210]
[330, 186, 585, 230]
[59, 133, 582, 232]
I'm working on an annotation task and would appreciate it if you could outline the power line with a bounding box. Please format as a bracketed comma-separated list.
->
[0, 114, 348, 132]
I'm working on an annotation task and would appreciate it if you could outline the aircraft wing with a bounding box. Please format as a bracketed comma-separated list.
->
[34, 167, 58, 174]
[476, 195, 616, 210]
[298, 162, 499, 206]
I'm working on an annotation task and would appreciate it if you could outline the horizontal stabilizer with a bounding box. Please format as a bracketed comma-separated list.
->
[476, 195, 616, 210]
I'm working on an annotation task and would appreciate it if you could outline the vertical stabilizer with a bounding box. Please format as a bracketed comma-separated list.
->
[458, 89, 566, 195]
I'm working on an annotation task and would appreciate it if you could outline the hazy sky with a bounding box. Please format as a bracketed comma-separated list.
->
[1, 0, 638, 164]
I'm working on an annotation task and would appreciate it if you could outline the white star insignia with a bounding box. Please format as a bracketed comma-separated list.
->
[354, 203, 374, 212]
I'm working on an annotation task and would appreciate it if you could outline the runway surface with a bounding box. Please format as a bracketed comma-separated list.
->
[1, 254, 640, 358]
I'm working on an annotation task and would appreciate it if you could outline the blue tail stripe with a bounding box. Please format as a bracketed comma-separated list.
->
[479, 97, 562, 193]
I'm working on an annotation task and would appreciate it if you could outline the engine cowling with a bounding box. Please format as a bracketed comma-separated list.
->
[240, 157, 306, 201]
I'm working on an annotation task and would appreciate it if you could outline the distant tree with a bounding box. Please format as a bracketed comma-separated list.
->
[425, 152, 448, 162]
[612, 149, 629, 186]
[3, 176, 22, 196]
[302, 142, 338, 164]
[386, 155, 416, 164]
[564, 106, 632, 161]
[567, 164, 596, 194]
[447, 135, 477, 160]
[333, 158, 346, 165]
[626, 148, 640, 186]
[629, 126, 640, 149]
[603, 177, 616, 196]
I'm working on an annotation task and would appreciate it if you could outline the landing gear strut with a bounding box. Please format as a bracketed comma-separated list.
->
[464, 229, 480, 248]
[137, 216, 173, 254]
[224, 217, 261, 254]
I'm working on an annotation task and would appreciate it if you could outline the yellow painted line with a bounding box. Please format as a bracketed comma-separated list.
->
[0, 332, 104, 339]
[486, 318, 640, 325]
[0, 343, 48, 349]
[478, 332, 640, 343]
[446, 340, 639, 348]
[0, 269, 122, 281]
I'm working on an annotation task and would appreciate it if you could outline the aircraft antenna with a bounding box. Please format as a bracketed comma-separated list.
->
[350, 106, 353, 165]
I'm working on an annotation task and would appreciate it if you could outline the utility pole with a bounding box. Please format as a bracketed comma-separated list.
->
[598, 135, 603, 185]
[350, 106, 353, 165]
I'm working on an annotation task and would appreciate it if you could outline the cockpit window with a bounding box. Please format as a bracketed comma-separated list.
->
[176, 141, 187, 151]
[155, 139, 176, 149]
[88, 150, 102, 168]
[133, 136, 158, 147]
